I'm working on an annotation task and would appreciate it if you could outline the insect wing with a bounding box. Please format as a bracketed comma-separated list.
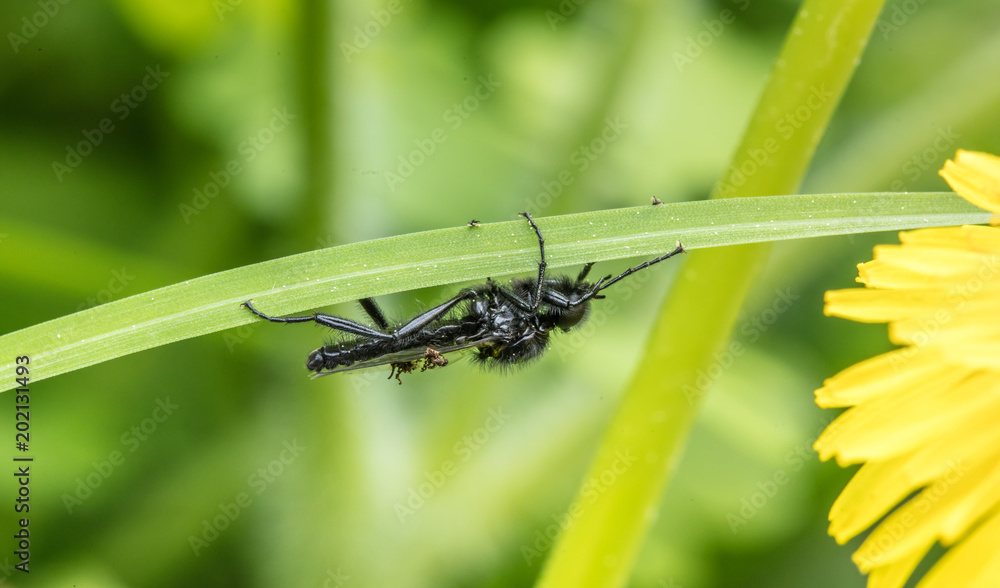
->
[310, 337, 499, 378]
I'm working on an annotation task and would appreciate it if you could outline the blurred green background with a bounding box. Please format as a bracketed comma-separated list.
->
[2, 0, 999, 586]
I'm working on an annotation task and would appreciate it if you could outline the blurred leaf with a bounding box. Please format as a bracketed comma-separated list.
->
[535, 1, 890, 586]
[0, 221, 186, 297]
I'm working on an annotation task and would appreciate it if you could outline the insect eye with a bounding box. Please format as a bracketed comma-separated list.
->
[555, 305, 587, 330]
[306, 350, 325, 371]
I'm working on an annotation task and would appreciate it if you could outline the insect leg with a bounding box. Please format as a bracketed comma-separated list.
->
[486, 279, 534, 312]
[519, 212, 547, 310]
[244, 300, 318, 324]
[577, 262, 596, 282]
[394, 291, 475, 338]
[572, 242, 686, 305]
[243, 300, 393, 340]
[359, 298, 390, 329]
[541, 289, 572, 309]
[310, 314, 395, 339]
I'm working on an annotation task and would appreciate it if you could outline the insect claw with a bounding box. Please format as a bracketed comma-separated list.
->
[591, 275, 613, 291]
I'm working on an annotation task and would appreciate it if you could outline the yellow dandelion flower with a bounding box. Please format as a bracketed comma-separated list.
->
[814, 150, 1000, 588]
[940, 150, 1000, 214]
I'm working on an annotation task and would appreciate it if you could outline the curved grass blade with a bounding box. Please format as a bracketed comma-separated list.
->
[0, 192, 987, 393]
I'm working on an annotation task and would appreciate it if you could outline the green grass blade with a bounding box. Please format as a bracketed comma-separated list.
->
[0, 192, 984, 394]
[535, 0, 890, 586]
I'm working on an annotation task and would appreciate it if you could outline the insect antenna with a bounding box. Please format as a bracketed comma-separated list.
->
[577, 242, 686, 304]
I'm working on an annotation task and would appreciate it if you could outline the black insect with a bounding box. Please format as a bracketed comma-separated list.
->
[243, 212, 685, 381]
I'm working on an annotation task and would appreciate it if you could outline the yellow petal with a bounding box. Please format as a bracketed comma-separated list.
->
[814, 347, 944, 408]
[829, 458, 937, 543]
[919, 509, 1000, 588]
[940, 150, 1000, 213]
[899, 226, 977, 249]
[867, 547, 929, 588]
[856, 259, 950, 290]
[961, 223, 1000, 254]
[939, 462, 1000, 543]
[854, 521, 935, 574]
[815, 369, 984, 465]
[889, 300, 1000, 359]
[829, 399, 1000, 542]
[870, 244, 997, 281]
[854, 445, 1000, 570]
[825, 289, 952, 322]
